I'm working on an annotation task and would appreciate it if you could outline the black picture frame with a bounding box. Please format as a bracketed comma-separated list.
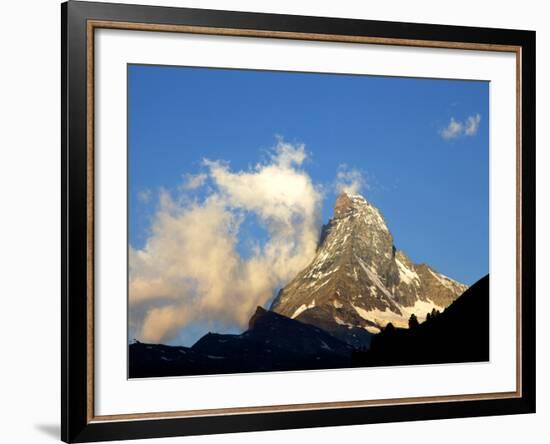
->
[62, 1, 536, 442]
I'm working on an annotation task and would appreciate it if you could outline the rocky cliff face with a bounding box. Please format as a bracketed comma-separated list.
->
[270, 193, 467, 341]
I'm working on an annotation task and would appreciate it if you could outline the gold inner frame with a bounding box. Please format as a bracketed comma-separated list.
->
[85, 19, 523, 423]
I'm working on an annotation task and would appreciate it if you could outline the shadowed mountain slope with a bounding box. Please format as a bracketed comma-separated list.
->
[129, 307, 354, 378]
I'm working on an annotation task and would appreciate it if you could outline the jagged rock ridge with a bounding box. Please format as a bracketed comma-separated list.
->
[270, 192, 468, 341]
[129, 307, 354, 378]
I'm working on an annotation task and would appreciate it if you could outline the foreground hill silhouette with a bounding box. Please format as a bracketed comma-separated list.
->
[129, 275, 488, 378]
[352, 274, 489, 367]
[129, 307, 353, 378]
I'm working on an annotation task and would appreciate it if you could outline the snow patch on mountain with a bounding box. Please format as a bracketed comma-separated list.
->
[353, 298, 445, 329]
[364, 325, 381, 334]
[291, 299, 316, 319]
[353, 304, 407, 328]
[429, 269, 460, 291]
[396, 258, 420, 285]
[355, 255, 393, 299]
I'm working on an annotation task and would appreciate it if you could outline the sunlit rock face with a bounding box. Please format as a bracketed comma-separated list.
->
[270, 192, 467, 344]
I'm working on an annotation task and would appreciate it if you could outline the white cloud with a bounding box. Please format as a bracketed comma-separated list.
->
[269, 140, 307, 168]
[129, 141, 322, 343]
[439, 114, 481, 140]
[181, 173, 207, 190]
[464, 113, 481, 136]
[335, 164, 365, 196]
[440, 117, 463, 140]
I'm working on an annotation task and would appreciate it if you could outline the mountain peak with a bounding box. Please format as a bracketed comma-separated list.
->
[334, 192, 369, 218]
[271, 194, 468, 346]
[334, 192, 354, 218]
[333, 193, 388, 235]
[248, 306, 267, 329]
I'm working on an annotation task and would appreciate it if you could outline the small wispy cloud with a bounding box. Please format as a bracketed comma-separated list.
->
[440, 117, 463, 140]
[335, 164, 366, 196]
[137, 188, 152, 204]
[439, 113, 481, 140]
[464, 113, 481, 136]
[181, 173, 208, 190]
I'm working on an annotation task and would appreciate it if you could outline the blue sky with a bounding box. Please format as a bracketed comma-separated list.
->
[128, 64, 488, 344]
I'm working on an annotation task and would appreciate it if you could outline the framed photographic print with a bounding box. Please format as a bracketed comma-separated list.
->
[61, 1, 536, 442]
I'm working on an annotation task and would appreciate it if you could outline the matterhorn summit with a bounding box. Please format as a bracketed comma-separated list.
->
[270, 192, 467, 346]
